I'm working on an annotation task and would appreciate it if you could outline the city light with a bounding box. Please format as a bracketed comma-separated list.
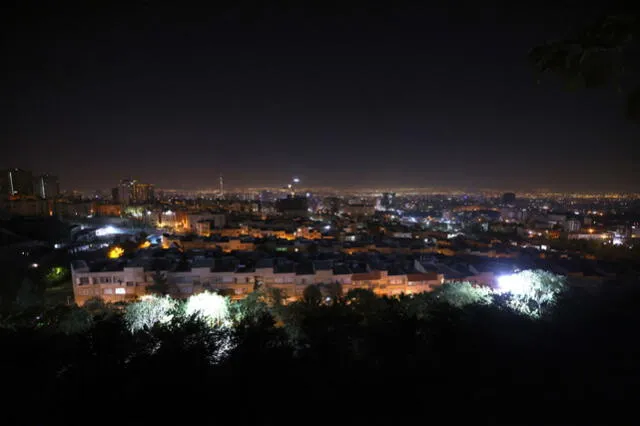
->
[107, 246, 125, 259]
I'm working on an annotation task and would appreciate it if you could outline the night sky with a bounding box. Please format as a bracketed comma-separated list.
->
[3, 1, 638, 192]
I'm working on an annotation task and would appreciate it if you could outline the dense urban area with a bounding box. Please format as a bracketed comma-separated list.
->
[1, 169, 640, 423]
[5, 1, 640, 422]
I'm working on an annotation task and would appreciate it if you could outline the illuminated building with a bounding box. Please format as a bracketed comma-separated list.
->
[133, 182, 154, 203]
[568, 232, 610, 241]
[342, 202, 375, 217]
[1, 168, 34, 197]
[36, 174, 60, 199]
[93, 203, 122, 217]
[565, 218, 581, 232]
[117, 179, 155, 205]
[71, 258, 445, 305]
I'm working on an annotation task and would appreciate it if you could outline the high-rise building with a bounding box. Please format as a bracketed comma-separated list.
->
[117, 179, 154, 205]
[111, 187, 120, 203]
[2, 168, 34, 196]
[381, 192, 396, 209]
[36, 174, 60, 199]
[118, 179, 134, 205]
[133, 183, 154, 203]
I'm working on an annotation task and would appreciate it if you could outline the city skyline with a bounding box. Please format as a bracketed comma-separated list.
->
[4, 2, 639, 192]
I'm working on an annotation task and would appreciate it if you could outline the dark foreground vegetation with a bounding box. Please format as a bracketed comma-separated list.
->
[2, 277, 640, 425]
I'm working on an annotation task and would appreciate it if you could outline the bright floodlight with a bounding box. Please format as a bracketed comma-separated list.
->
[124, 295, 176, 333]
[293, 177, 300, 183]
[185, 292, 230, 326]
[497, 273, 529, 295]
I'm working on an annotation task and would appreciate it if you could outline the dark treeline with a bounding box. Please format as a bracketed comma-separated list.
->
[2, 279, 640, 425]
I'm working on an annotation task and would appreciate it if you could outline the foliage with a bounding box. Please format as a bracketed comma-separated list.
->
[498, 270, 567, 318]
[124, 295, 177, 333]
[16, 276, 43, 308]
[1, 269, 636, 424]
[302, 284, 323, 306]
[82, 297, 117, 318]
[147, 271, 170, 296]
[323, 281, 343, 304]
[431, 282, 493, 308]
[145, 315, 236, 366]
[184, 292, 231, 327]
[45, 266, 69, 286]
[58, 306, 94, 335]
[232, 290, 269, 324]
[530, 12, 640, 120]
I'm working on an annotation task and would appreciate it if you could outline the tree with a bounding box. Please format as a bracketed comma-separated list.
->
[302, 284, 322, 306]
[530, 10, 640, 120]
[432, 282, 493, 308]
[147, 271, 171, 296]
[58, 306, 94, 335]
[323, 281, 343, 304]
[307, 242, 319, 255]
[345, 288, 382, 314]
[497, 270, 567, 318]
[124, 295, 177, 333]
[44, 266, 69, 286]
[16, 276, 42, 308]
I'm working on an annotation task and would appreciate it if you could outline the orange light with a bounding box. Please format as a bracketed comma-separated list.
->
[107, 246, 124, 259]
[139, 240, 151, 249]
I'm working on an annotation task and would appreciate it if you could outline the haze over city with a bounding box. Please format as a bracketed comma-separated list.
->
[4, 1, 638, 192]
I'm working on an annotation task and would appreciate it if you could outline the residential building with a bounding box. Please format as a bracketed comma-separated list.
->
[36, 174, 60, 199]
[71, 257, 445, 305]
[3, 168, 34, 196]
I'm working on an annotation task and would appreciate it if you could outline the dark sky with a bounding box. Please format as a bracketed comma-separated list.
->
[3, 1, 638, 192]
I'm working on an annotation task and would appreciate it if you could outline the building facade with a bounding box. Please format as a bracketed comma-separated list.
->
[71, 260, 445, 305]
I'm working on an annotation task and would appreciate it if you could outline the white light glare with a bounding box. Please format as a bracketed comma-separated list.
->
[95, 225, 120, 237]
[497, 273, 529, 295]
[185, 292, 230, 326]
